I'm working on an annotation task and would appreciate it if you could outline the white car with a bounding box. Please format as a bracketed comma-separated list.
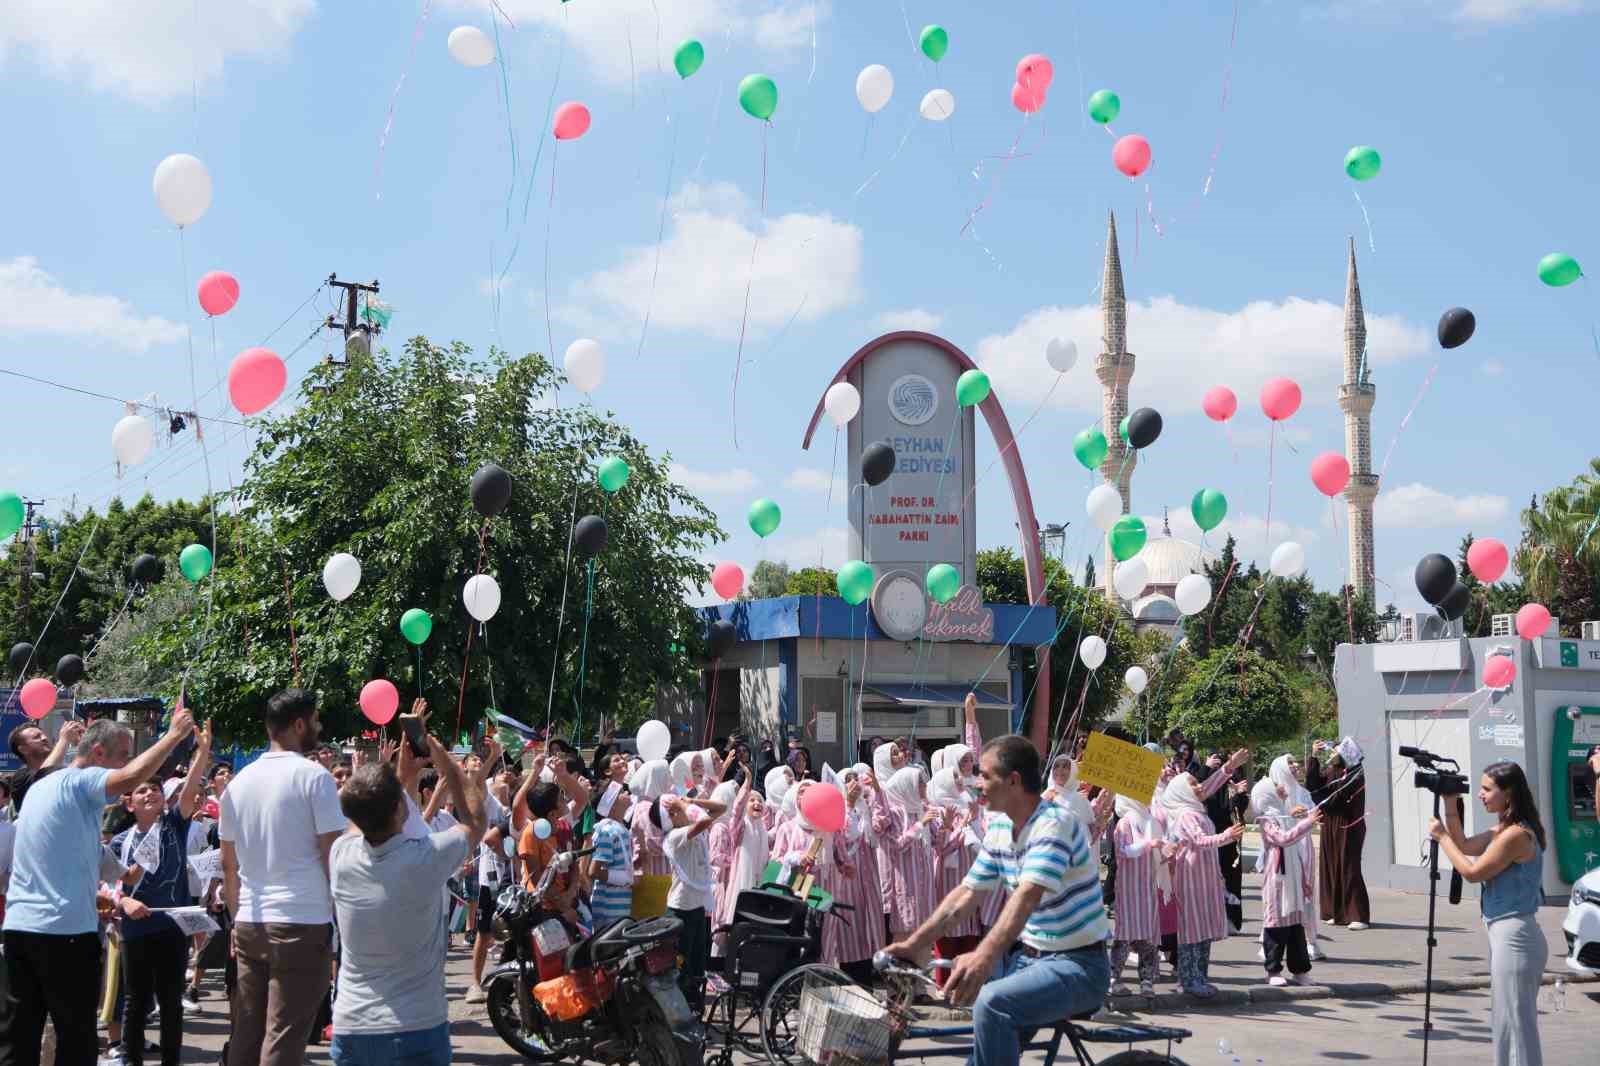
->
[1565, 865, 1600, 976]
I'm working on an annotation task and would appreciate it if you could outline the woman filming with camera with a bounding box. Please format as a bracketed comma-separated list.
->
[1427, 760, 1547, 1066]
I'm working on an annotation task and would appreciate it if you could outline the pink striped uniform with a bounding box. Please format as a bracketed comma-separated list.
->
[1111, 815, 1162, 943]
[1167, 809, 1233, 945]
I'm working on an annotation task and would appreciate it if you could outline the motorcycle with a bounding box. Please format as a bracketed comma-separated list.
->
[484, 845, 705, 1065]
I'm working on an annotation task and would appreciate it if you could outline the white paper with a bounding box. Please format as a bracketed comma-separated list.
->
[815, 711, 837, 744]
[129, 828, 161, 875]
[158, 906, 220, 937]
[187, 849, 224, 883]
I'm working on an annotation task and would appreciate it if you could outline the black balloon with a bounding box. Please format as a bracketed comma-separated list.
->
[707, 619, 737, 659]
[8, 642, 34, 674]
[1439, 581, 1471, 621]
[56, 654, 85, 686]
[470, 463, 513, 517]
[1414, 553, 1457, 606]
[1437, 307, 1476, 350]
[862, 441, 896, 487]
[574, 515, 609, 556]
[131, 553, 162, 585]
[1127, 407, 1163, 449]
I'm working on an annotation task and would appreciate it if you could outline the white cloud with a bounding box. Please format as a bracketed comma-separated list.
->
[768, 525, 850, 570]
[1308, 0, 1582, 23]
[784, 467, 837, 494]
[0, 0, 314, 102]
[0, 257, 186, 351]
[669, 463, 759, 495]
[871, 308, 943, 333]
[976, 296, 1430, 418]
[1454, 0, 1583, 21]
[1374, 483, 1510, 529]
[1149, 508, 1320, 560]
[1481, 359, 1506, 377]
[562, 181, 862, 341]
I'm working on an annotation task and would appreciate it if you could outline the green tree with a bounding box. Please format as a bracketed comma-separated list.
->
[745, 560, 792, 599]
[1167, 647, 1301, 751]
[784, 567, 838, 596]
[1457, 533, 1528, 637]
[1303, 587, 1378, 677]
[1517, 467, 1600, 633]
[80, 574, 197, 697]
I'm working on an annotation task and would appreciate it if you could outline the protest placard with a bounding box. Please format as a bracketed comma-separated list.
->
[1076, 732, 1165, 800]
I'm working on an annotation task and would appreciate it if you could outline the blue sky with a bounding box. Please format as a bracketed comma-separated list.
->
[2, 0, 1597, 615]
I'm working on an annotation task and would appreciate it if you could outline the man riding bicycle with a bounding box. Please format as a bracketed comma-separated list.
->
[885, 735, 1110, 1066]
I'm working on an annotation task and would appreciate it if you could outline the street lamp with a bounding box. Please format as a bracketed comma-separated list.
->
[1041, 522, 1069, 561]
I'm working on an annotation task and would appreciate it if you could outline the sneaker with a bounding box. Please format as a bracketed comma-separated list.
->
[1139, 980, 1155, 997]
[98, 1045, 126, 1066]
[1288, 973, 1309, 986]
[182, 987, 201, 1012]
[1347, 921, 1369, 931]
[1268, 975, 1289, 987]
[1110, 983, 1135, 997]
[1308, 946, 1324, 961]
[465, 983, 489, 1004]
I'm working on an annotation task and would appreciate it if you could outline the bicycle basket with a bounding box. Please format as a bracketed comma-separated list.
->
[795, 972, 892, 1066]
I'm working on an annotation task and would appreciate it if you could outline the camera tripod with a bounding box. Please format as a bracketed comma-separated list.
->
[1420, 787, 1466, 1066]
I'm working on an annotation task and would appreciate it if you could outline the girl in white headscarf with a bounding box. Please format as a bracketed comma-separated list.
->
[926, 766, 986, 982]
[709, 777, 769, 956]
[693, 748, 725, 797]
[764, 765, 794, 835]
[1258, 755, 1323, 977]
[1109, 791, 1167, 996]
[629, 759, 674, 879]
[869, 741, 907, 912]
[1162, 773, 1245, 998]
[1044, 755, 1096, 831]
[828, 767, 888, 977]
[881, 766, 943, 937]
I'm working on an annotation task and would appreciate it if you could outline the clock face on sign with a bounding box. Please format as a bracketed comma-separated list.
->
[871, 570, 928, 642]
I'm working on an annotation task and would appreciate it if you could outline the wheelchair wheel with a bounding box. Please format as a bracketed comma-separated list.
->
[705, 986, 766, 1060]
[1095, 1052, 1192, 1066]
[759, 963, 856, 1066]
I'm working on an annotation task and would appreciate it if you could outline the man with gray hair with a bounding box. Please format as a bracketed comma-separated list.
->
[0, 708, 196, 1064]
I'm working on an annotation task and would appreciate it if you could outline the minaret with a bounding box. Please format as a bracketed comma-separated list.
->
[1339, 236, 1378, 603]
[1094, 211, 1135, 595]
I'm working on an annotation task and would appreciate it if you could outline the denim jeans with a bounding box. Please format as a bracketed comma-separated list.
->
[330, 1022, 451, 1066]
[968, 944, 1109, 1066]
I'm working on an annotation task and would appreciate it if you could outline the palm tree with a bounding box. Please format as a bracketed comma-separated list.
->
[1516, 459, 1600, 630]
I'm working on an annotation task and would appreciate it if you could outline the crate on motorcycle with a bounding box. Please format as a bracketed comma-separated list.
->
[533, 967, 614, 1023]
[796, 981, 891, 1065]
[532, 919, 573, 982]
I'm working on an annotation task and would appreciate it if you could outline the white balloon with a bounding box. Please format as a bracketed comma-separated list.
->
[152, 153, 212, 227]
[1086, 485, 1123, 531]
[111, 414, 154, 467]
[322, 553, 362, 602]
[1124, 666, 1148, 695]
[564, 338, 606, 394]
[1046, 338, 1078, 373]
[919, 88, 956, 122]
[463, 574, 502, 622]
[1174, 573, 1212, 616]
[447, 25, 496, 68]
[1112, 557, 1149, 600]
[855, 64, 894, 113]
[824, 382, 861, 427]
[1269, 540, 1306, 578]
[637, 719, 671, 762]
[1079, 635, 1107, 671]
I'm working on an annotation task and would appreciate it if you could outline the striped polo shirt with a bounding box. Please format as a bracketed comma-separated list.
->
[962, 799, 1110, 952]
[588, 818, 633, 926]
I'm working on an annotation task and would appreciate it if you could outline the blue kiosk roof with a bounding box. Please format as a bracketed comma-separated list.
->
[696, 595, 1058, 646]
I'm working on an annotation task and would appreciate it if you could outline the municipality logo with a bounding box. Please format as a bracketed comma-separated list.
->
[889, 374, 939, 426]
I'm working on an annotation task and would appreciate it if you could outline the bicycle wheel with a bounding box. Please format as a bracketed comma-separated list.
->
[759, 963, 857, 1066]
[1095, 1051, 1192, 1066]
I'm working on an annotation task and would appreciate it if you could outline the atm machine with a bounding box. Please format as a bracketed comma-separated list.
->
[1553, 705, 1600, 883]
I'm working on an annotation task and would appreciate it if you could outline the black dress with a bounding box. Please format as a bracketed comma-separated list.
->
[1307, 756, 1371, 924]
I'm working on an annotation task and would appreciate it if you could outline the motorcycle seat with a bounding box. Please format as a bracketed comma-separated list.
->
[566, 918, 633, 972]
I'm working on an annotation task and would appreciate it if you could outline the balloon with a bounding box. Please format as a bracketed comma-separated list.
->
[360, 679, 400, 725]
[1110, 515, 1147, 562]
[1175, 573, 1212, 616]
[1343, 145, 1381, 182]
[228, 347, 286, 415]
[1113, 556, 1149, 600]
[197, 271, 239, 316]
[1414, 553, 1457, 606]
[637, 720, 671, 762]
[837, 561, 874, 605]
[919, 89, 956, 122]
[1515, 603, 1551, 640]
[1086, 485, 1123, 531]
[1011, 81, 1046, 114]
[862, 441, 896, 486]
[1538, 252, 1581, 288]
[463, 574, 502, 622]
[1125, 666, 1148, 695]
[738, 74, 778, 121]
[918, 25, 948, 62]
[1439, 581, 1470, 622]
[673, 39, 705, 79]
[597, 457, 631, 493]
[1126, 407, 1162, 449]
[1072, 428, 1108, 471]
[1118, 415, 1130, 444]
[400, 608, 433, 645]
[19, 679, 56, 720]
[1046, 338, 1077, 373]
[56, 654, 84, 686]
[1484, 654, 1515, 689]
[470, 463, 513, 517]
[855, 64, 893, 113]
[1437, 307, 1476, 350]
[712, 562, 745, 600]
[1191, 488, 1227, 532]
[0, 492, 24, 540]
[533, 818, 553, 840]
[152, 153, 212, 227]
[179, 544, 212, 582]
[1087, 89, 1120, 124]
[552, 101, 591, 140]
[1259, 377, 1302, 421]
[926, 563, 960, 604]
[1015, 55, 1054, 91]
[564, 338, 606, 393]
[574, 515, 609, 556]
[448, 25, 495, 67]
[1466, 538, 1508, 584]
[8, 642, 34, 674]
[824, 382, 861, 426]
[707, 619, 737, 658]
[322, 553, 362, 602]
[1202, 385, 1237, 422]
[112, 414, 155, 467]
[1310, 452, 1351, 496]
[799, 781, 847, 833]
[1112, 135, 1151, 178]
[748, 498, 781, 538]
[1079, 635, 1107, 671]
[956, 369, 990, 407]
[1269, 541, 1305, 579]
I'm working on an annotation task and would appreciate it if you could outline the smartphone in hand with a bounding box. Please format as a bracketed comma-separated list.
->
[400, 716, 430, 759]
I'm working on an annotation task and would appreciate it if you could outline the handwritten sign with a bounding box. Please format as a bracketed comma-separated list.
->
[187, 849, 223, 884]
[1076, 732, 1165, 801]
[157, 906, 221, 937]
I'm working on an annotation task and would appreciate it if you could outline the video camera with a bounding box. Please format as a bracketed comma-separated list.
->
[1399, 745, 1470, 796]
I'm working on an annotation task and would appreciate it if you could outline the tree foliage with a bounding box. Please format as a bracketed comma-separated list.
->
[745, 560, 791, 600]
[1166, 648, 1301, 751]
[784, 567, 838, 597]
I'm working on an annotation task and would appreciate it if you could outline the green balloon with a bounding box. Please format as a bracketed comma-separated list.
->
[1109, 515, 1147, 562]
[400, 608, 433, 645]
[1072, 428, 1108, 471]
[1118, 415, 1131, 444]
[0, 491, 23, 541]
[837, 560, 874, 605]
[597, 456, 631, 493]
[673, 39, 704, 79]
[1538, 252, 1582, 288]
[178, 543, 212, 582]
[955, 369, 991, 407]
[738, 74, 778, 121]
[1344, 145, 1381, 182]
[748, 498, 782, 538]
[926, 563, 960, 604]
[1087, 89, 1120, 125]
[1191, 488, 1228, 532]
[918, 24, 948, 62]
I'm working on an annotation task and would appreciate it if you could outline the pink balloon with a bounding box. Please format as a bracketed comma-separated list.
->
[18, 678, 56, 720]
[1202, 385, 1237, 422]
[197, 271, 240, 316]
[1515, 602, 1551, 641]
[553, 102, 591, 141]
[711, 561, 744, 601]
[1015, 54, 1054, 91]
[1112, 134, 1151, 178]
[1011, 81, 1046, 113]
[1259, 377, 1302, 421]
[359, 679, 400, 725]
[228, 347, 286, 416]
[1466, 538, 1508, 584]
[1310, 452, 1351, 497]
[1483, 654, 1516, 689]
[798, 781, 847, 833]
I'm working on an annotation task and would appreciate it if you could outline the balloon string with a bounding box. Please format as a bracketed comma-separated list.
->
[1144, 182, 1165, 238]
[519, 3, 567, 226]
[456, 518, 492, 741]
[956, 372, 1062, 517]
[283, 561, 300, 686]
[636, 116, 677, 359]
[1264, 420, 1276, 557]
[375, 0, 432, 200]
[177, 228, 219, 659]
[543, 481, 582, 737]
[543, 142, 560, 367]
[851, 113, 917, 205]
[1377, 360, 1438, 480]
[729, 122, 768, 449]
[1352, 188, 1376, 253]
[489, 6, 519, 231]
[1200, 0, 1240, 198]
[571, 495, 610, 742]
[813, 429, 840, 658]
[6, 518, 103, 708]
[959, 113, 1031, 236]
[908, 415, 964, 688]
[1585, 275, 1600, 362]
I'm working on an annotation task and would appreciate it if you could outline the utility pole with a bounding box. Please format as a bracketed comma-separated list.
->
[14, 497, 45, 637]
[322, 273, 381, 369]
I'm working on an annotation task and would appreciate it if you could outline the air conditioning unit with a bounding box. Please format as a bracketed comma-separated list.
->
[1583, 621, 1600, 641]
[1399, 612, 1463, 642]
[1491, 614, 1515, 637]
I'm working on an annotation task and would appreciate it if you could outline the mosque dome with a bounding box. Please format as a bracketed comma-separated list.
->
[1131, 593, 1181, 625]
[1137, 536, 1214, 591]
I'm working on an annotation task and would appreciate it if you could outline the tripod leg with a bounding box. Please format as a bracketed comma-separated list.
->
[1422, 792, 1443, 1066]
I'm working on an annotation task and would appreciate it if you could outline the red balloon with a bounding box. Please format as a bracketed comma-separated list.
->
[798, 781, 847, 833]
[1112, 135, 1151, 178]
[1015, 54, 1054, 91]
[18, 678, 56, 720]
[1309, 452, 1351, 497]
[197, 271, 240, 316]
[553, 101, 591, 140]
[1466, 538, 1508, 584]
[711, 561, 744, 601]
[359, 679, 399, 725]
[1011, 81, 1046, 114]
[1514, 603, 1550, 641]
[1483, 654, 1515, 689]
[1202, 385, 1237, 422]
[1259, 377, 1302, 421]
[228, 347, 286, 416]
